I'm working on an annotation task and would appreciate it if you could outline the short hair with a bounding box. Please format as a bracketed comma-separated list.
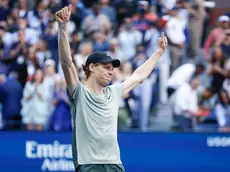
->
[82, 64, 90, 79]
[195, 63, 205, 70]
[82, 63, 99, 79]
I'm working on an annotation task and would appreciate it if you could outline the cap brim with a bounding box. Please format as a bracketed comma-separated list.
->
[100, 59, 120, 68]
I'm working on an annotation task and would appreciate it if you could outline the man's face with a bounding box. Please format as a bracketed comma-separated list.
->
[222, 21, 229, 29]
[195, 66, 204, 75]
[93, 3, 101, 14]
[191, 78, 200, 90]
[203, 90, 212, 99]
[92, 63, 114, 86]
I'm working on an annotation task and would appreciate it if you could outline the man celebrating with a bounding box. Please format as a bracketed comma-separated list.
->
[55, 4, 168, 172]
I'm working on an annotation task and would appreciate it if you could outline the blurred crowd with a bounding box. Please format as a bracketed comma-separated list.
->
[0, 0, 230, 132]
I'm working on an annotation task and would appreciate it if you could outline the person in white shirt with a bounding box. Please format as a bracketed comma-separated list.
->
[118, 18, 142, 60]
[167, 63, 205, 97]
[165, 6, 186, 73]
[173, 77, 200, 131]
[21, 69, 50, 131]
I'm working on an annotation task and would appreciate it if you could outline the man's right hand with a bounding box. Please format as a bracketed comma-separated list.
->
[55, 5, 72, 24]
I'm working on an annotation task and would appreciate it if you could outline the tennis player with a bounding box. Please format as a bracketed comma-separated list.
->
[55, 4, 168, 172]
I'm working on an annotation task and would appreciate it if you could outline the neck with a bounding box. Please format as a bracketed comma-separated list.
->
[85, 78, 104, 94]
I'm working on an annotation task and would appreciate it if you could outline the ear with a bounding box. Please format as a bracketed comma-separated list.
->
[88, 63, 95, 73]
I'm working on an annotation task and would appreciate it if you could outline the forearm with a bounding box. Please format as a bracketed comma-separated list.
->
[204, 35, 214, 59]
[134, 48, 164, 81]
[185, 109, 197, 116]
[58, 24, 72, 66]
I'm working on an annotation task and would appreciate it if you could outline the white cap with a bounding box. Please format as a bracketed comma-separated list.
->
[45, 59, 56, 67]
[218, 15, 230, 23]
[138, 0, 149, 6]
[204, 1, 216, 8]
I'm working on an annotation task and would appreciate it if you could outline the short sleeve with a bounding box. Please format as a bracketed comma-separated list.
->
[109, 83, 124, 98]
[66, 82, 82, 101]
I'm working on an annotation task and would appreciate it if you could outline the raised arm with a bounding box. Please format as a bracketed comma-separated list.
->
[55, 5, 78, 96]
[122, 32, 167, 97]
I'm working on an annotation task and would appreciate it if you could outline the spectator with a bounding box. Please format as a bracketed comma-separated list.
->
[167, 63, 205, 98]
[115, 0, 137, 27]
[137, 0, 158, 23]
[222, 69, 230, 98]
[49, 76, 71, 131]
[82, 1, 111, 38]
[68, 0, 85, 31]
[198, 87, 216, 112]
[100, 0, 117, 26]
[107, 38, 123, 62]
[215, 89, 230, 132]
[204, 15, 230, 60]
[186, 0, 206, 58]
[207, 47, 228, 93]
[92, 31, 110, 52]
[73, 41, 93, 81]
[0, 71, 23, 130]
[144, 22, 160, 57]
[165, 6, 186, 73]
[43, 59, 57, 117]
[70, 30, 80, 55]
[35, 38, 52, 67]
[132, 8, 150, 40]
[21, 69, 50, 131]
[0, 22, 16, 58]
[173, 77, 200, 131]
[118, 17, 142, 60]
[26, 0, 49, 33]
[158, 0, 177, 15]
[9, 29, 28, 61]
[144, 22, 170, 104]
[48, 0, 62, 15]
[16, 0, 28, 18]
[26, 46, 40, 79]
[111, 67, 130, 130]
[131, 51, 153, 131]
[16, 18, 40, 45]
[218, 29, 230, 58]
[0, 0, 10, 22]
[117, 62, 136, 129]
[43, 19, 58, 68]
[7, 8, 20, 33]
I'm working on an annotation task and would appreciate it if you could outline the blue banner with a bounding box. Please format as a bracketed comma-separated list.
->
[0, 132, 230, 172]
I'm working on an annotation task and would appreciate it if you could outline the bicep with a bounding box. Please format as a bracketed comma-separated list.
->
[122, 74, 142, 97]
[61, 62, 78, 96]
[204, 33, 214, 48]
